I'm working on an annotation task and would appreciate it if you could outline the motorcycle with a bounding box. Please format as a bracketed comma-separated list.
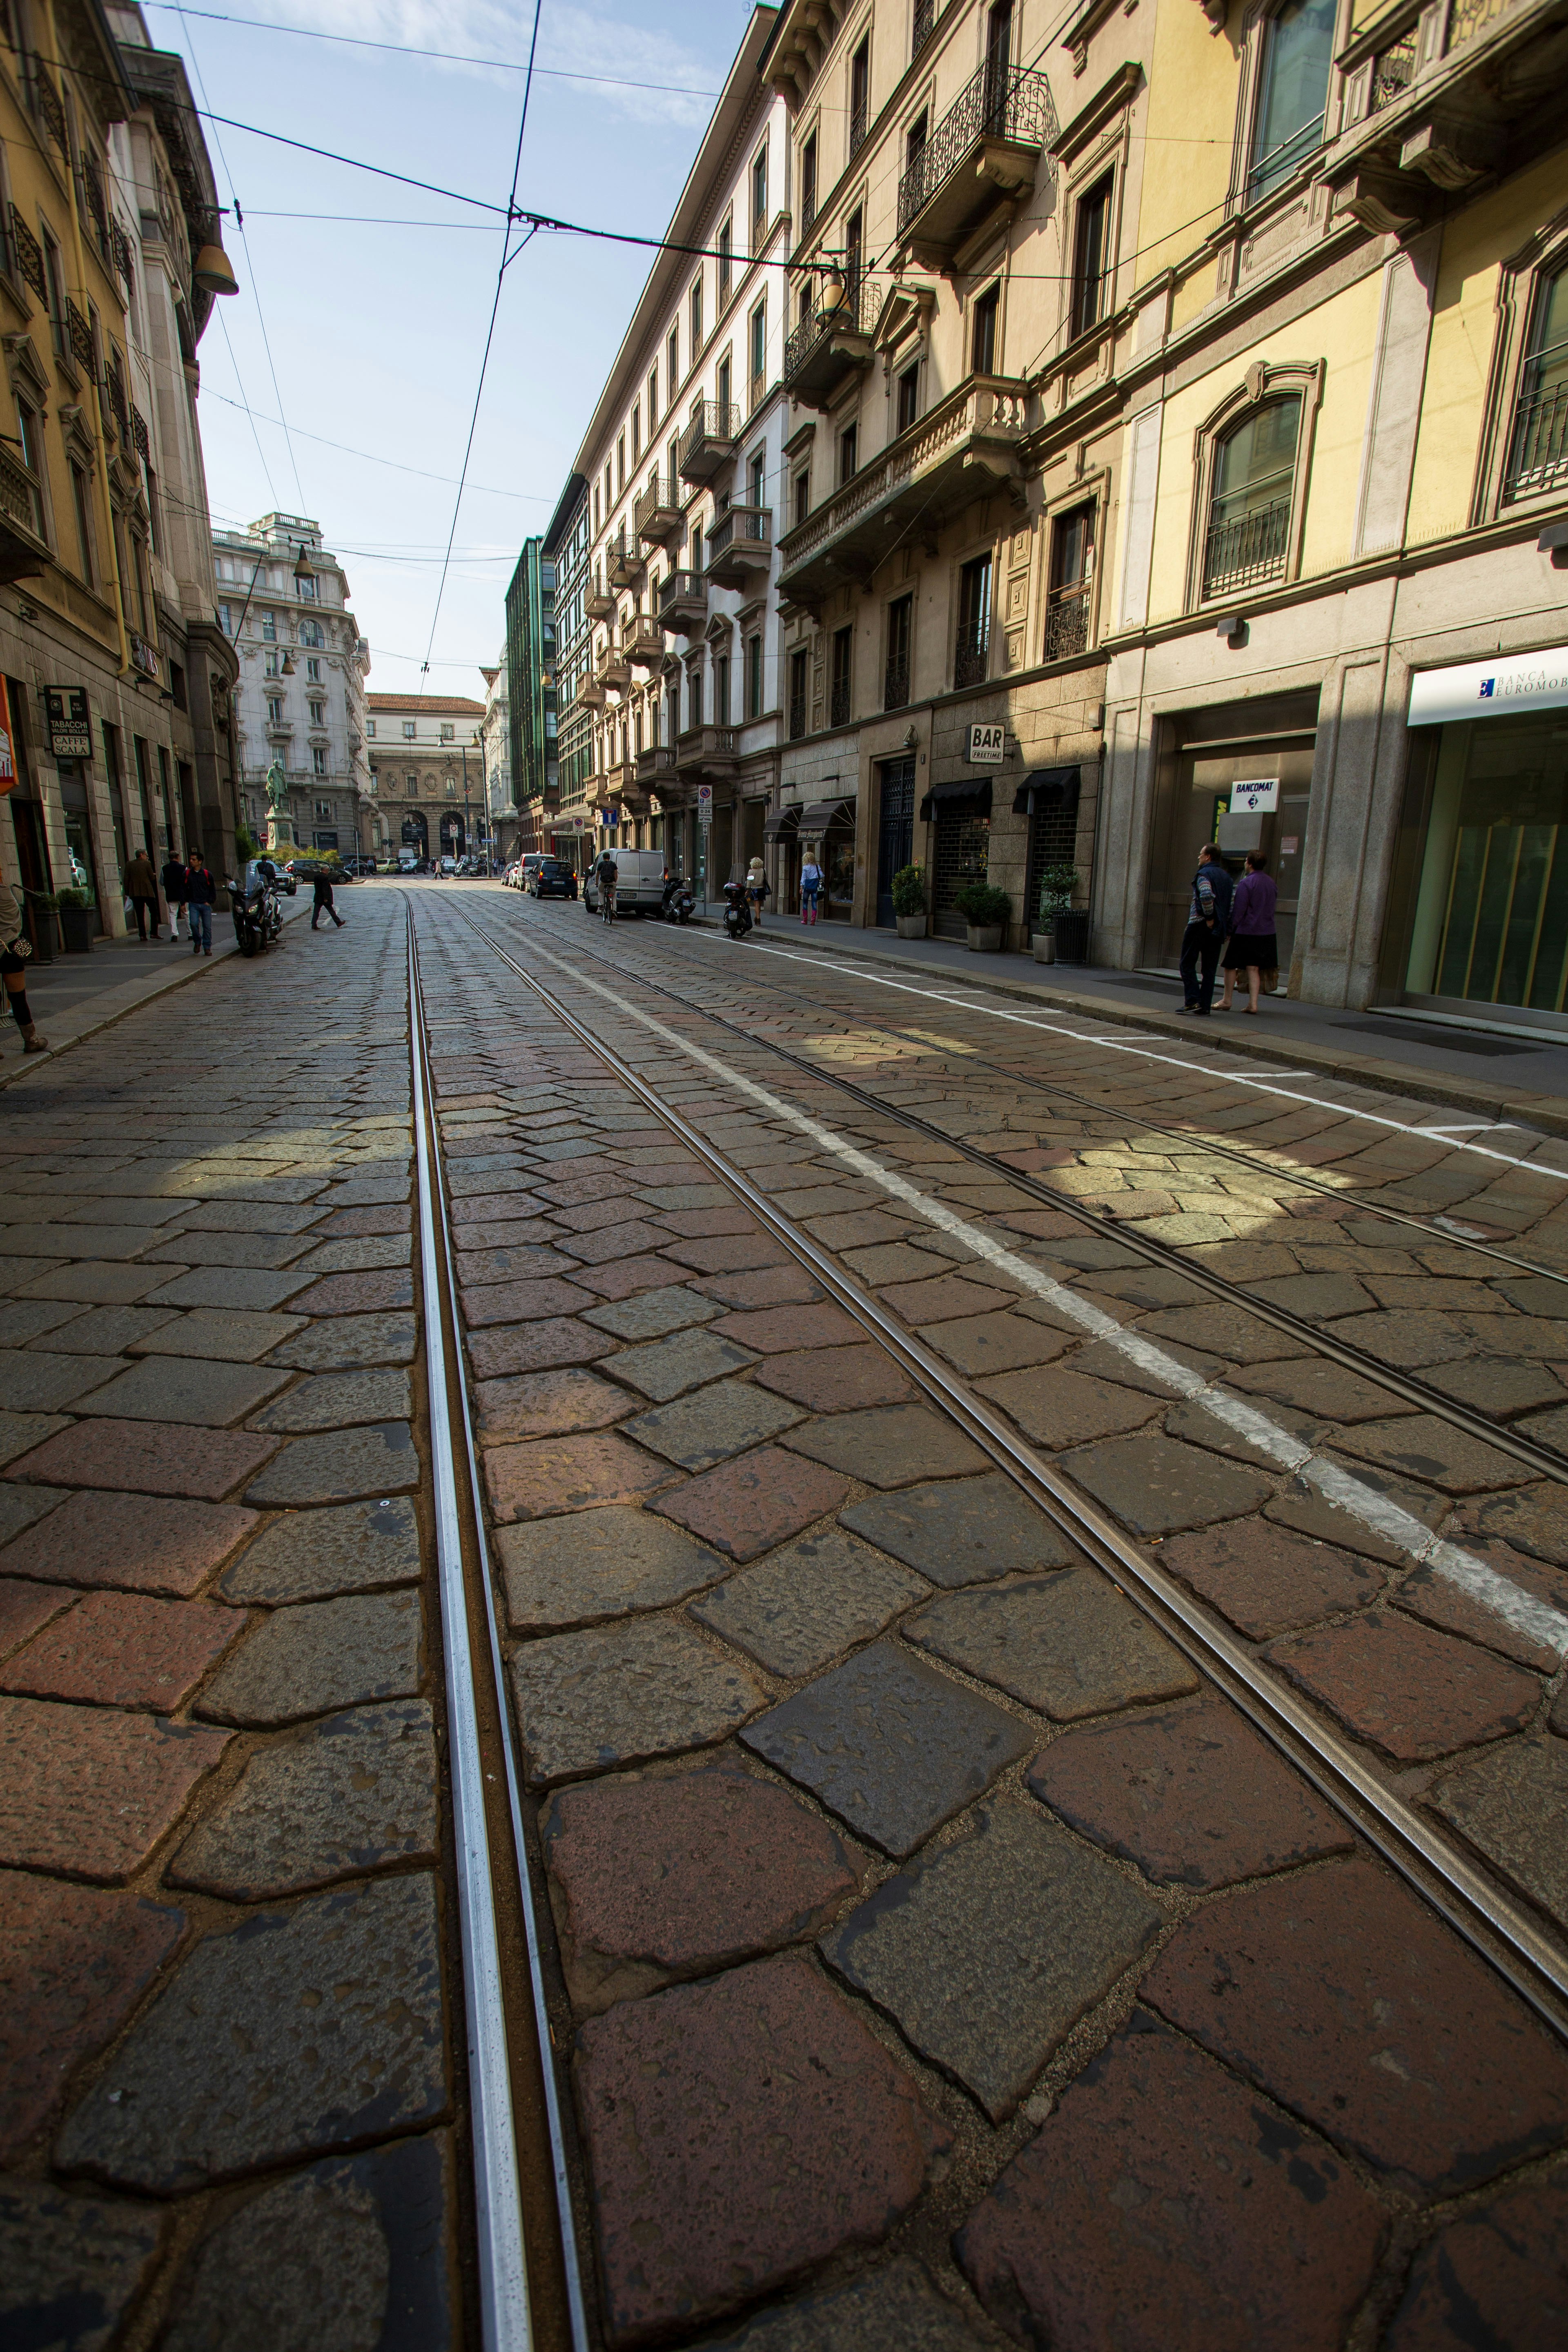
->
[229, 864, 284, 958]
[661, 874, 695, 926]
[722, 880, 753, 942]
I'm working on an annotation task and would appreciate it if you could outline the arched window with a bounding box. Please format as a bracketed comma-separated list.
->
[1250, 0, 1335, 204]
[1505, 266, 1568, 500]
[1203, 396, 1301, 595]
[299, 617, 324, 648]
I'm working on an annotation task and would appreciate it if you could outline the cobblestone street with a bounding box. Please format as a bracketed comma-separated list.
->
[4, 883, 1567, 2349]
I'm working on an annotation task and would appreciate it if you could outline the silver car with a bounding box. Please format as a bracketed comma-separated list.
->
[582, 849, 670, 917]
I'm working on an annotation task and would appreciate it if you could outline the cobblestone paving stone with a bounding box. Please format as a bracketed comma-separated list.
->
[18, 892, 1568, 2349]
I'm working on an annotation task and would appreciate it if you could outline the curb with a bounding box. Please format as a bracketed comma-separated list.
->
[0, 894, 314, 1094]
[692, 918, 1568, 1142]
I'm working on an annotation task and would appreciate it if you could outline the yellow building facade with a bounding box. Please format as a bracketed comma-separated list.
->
[762, 0, 1568, 1024]
[0, 2, 238, 948]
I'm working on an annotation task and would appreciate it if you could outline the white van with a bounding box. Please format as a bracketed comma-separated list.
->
[583, 849, 668, 917]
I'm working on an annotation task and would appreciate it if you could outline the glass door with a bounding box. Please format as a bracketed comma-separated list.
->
[1405, 713, 1568, 1017]
[876, 757, 915, 925]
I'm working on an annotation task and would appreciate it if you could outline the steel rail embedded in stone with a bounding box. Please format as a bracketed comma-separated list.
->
[408, 917, 593, 2352]
[407, 922, 536, 2352]
[503, 918, 1568, 1494]
[450, 905, 1568, 2037]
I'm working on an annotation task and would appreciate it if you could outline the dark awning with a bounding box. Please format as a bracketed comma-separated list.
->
[919, 777, 993, 822]
[763, 805, 802, 839]
[1013, 764, 1081, 816]
[797, 797, 854, 831]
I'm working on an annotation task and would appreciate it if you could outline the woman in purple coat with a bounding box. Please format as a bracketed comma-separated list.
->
[1217, 852, 1278, 1014]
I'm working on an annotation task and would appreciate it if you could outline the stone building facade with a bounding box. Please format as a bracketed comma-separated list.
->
[364, 691, 487, 867]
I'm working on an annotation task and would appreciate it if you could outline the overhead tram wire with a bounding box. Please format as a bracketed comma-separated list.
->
[417, 0, 545, 686]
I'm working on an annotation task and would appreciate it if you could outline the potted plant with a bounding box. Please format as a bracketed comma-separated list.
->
[25, 890, 58, 962]
[890, 864, 927, 938]
[55, 886, 95, 954]
[1033, 863, 1079, 963]
[953, 880, 1010, 951]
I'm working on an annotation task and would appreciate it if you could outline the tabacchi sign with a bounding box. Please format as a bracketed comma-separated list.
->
[1408, 644, 1568, 728]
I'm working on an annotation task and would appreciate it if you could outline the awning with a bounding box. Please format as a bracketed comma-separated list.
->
[763, 806, 802, 839]
[797, 797, 855, 831]
[1012, 764, 1081, 816]
[919, 777, 993, 822]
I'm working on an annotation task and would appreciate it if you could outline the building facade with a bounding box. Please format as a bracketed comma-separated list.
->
[546, 474, 590, 862]
[0, 1, 240, 942]
[212, 512, 371, 859]
[478, 656, 515, 867]
[757, 0, 1568, 1023]
[503, 535, 557, 853]
[552, 7, 792, 902]
[364, 690, 486, 866]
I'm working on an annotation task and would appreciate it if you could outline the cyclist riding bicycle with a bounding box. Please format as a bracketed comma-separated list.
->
[594, 848, 619, 923]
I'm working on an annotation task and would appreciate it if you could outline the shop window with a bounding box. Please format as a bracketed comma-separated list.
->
[1045, 503, 1095, 660]
[1071, 175, 1114, 339]
[1405, 714, 1568, 1015]
[954, 554, 991, 688]
[1248, 0, 1335, 204]
[1503, 266, 1568, 502]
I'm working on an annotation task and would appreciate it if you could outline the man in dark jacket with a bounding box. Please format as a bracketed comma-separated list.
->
[311, 870, 344, 929]
[160, 852, 188, 944]
[184, 849, 217, 956]
[1178, 843, 1234, 1016]
[123, 849, 160, 941]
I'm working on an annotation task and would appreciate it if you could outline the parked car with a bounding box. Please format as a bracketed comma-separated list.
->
[342, 855, 378, 875]
[582, 850, 670, 917]
[528, 857, 578, 900]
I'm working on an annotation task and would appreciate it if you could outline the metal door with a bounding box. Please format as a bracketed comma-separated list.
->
[876, 757, 915, 926]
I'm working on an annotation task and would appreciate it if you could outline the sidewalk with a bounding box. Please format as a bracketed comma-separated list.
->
[718, 914, 1568, 1134]
[2, 895, 312, 1088]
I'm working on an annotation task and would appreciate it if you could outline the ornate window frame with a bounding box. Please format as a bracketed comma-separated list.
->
[1184, 357, 1323, 611]
[1226, 0, 1344, 224]
[1470, 204, 1568, 525]
[1042, 472, 1108, 662]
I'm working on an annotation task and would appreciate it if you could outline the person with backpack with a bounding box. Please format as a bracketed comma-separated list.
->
[1178, 842, 1233, 1015]
[799, 853, 823, 925]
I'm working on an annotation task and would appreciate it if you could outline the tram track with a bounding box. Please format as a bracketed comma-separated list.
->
[407, 919, 588, 2352]
[433, 898, 1568, 2039]
[483, 909, 1568, 1494]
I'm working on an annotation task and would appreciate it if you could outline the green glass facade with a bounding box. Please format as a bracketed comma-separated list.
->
[505, 539, 557, 820]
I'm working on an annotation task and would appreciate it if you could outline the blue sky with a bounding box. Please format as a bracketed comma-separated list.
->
[145, 2, 757, 694]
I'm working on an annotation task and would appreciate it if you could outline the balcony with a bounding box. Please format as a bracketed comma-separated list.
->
[1043, 586, 1091, 663]
[674, 724, 739, 780]
[897, 65, 1056, 267]
[127, 630, 160, 682]
[597, 640, 632, 690]
[634, 472, 684, 546]
[706, 506, 772, 590]
[678, 400, 742, 486]
[606, 533, 641, 590]
[784, 276, 881, 411]
[777, 377, 1031, 611]
[659, 569, 708, 637]
[636, 744, 676, 788]
[1503, 382, 1568, 501]
[1202, 498, 1290, 599]
[0, 445, 47, 584]
[575, 668, 607, 709]
[624, 614, 666, 666]
[585, 587, 614, 619]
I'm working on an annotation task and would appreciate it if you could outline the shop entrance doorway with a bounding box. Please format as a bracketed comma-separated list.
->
[1141, 692, 1317, 977]
[875, 757, 915, 927]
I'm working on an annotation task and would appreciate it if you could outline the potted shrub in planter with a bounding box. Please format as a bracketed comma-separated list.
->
[953, 881, 1010, 951]
[25, 891, 58, 962]
[56, 887, 95, 954]
[890, 864, 927, 939]
[1033, 863, 1079, 963]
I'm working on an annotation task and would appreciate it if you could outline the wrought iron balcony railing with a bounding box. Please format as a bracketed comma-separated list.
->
[912, 0, 940, 58]
[1503, 383, 1568, 501]
[953, 639, 989, 690]
[897, 64, 1055, 235]
[788, 684, 807, 741]
[830, 677, 851, 728]
[1202, 497, 1291, 598]
[677, 401, 743, 484]
[783, 274, 881, 390]
[0, 443, 44, 540]
[65, 299, 95, 379]
[1370, 26, 1417, 109]
[33, 70, 67, 157]
[659, 570, 707, 632]
[111, 220, 135, 293]
[883, 659, 910, 713]
[1043, 588, 1090, 663]
[8, 206, 45, 303]
[633, 471, 683, 544]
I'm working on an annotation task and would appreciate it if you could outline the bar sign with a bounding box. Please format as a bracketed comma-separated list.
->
[967, 724, 1005, 765]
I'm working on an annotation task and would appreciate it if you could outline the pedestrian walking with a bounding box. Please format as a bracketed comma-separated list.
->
[310, 870, 345, 930]
[799, 853, 823, 926]
[745, 856, 770, 928]
[1, 932, 47, 1054]
[1216, 852, 1279, 1015]
[1177, 842, 1233, 1015]
[123, 849, 161, 942]
[183, 848, 217, 957]
[160, 852, 188, 944]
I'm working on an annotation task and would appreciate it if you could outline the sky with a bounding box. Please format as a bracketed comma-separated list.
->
[143, 1, 759, 697]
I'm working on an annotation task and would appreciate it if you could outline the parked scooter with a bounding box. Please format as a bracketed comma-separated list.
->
[661, 873, 695, 926]
[229, 861, 284, 958]
[722, 880, 753, 941]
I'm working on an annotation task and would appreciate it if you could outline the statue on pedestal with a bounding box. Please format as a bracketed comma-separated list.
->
[263, 756, 295, 855]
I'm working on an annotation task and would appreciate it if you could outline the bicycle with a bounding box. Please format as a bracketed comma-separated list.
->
[600, 880, 617, 926]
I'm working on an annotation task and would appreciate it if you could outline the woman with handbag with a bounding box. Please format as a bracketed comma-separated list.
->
[1216, 853, 1278, 1016]
[2, 920, 47, 1054]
